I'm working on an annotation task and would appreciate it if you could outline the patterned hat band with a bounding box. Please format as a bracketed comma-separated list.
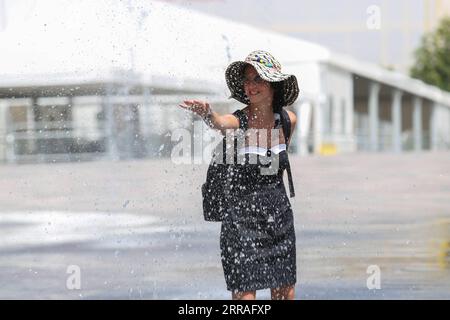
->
[226, 50, 299, 106]
[245, 52, 281, 71]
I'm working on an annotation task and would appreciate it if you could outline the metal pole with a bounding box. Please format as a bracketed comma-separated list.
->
[413, 97, 423, 151]
[104, 84, 119, 160]
[369, 82, 381, 152]
[391, 89, 403, 153]
[313, 97, 323, 154]
[430, 102, 439, 151]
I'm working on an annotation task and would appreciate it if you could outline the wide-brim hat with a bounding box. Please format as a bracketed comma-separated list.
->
[225, 50, 299, 106]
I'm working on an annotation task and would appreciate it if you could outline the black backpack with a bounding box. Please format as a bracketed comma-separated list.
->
[201, 108, 295, 222]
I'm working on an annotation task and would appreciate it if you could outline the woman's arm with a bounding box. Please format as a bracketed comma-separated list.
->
[286, 110, 297, 145]
[178, 99, 240, 135]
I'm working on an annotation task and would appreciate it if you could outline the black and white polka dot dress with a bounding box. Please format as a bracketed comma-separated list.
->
[219, 110, 296, 292]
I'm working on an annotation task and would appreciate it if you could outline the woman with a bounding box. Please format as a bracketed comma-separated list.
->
[179, 50, 299, 300]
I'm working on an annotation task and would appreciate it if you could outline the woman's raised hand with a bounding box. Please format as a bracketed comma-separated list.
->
[178, 100, 211, 118]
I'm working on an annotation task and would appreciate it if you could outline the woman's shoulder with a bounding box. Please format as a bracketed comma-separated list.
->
[285, 109, 297, 127]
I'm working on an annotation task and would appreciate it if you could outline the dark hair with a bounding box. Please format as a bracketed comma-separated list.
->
[271, 81, 285, 114]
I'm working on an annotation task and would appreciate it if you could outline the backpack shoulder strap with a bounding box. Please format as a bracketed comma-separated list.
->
[280, 109, 292, 147]
[232, 109, 248, 131]
[279, 108, 295, 198]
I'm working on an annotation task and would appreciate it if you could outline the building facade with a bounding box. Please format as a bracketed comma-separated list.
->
[0, 0, 449, 164]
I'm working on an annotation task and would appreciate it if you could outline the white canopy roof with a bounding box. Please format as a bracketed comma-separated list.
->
[0, 0, 328, 95]
[328, 53, 450, 107]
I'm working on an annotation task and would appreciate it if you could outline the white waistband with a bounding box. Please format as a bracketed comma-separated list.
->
[238, 144, 286, 155]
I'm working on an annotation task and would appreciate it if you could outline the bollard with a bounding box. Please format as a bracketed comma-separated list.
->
[432, 219, 450, 269]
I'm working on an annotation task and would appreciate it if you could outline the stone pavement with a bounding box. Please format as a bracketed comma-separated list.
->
[0, 151, 449, 299]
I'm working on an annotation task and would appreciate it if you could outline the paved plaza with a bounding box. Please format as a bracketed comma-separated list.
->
[0, 151, 449, 299]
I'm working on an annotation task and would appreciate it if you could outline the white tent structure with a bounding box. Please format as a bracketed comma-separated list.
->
[0, 0, 449, 163]
[0, 0, 328, 94]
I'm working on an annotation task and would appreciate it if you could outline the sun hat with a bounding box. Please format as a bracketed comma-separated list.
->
[225, 50, 299, 106]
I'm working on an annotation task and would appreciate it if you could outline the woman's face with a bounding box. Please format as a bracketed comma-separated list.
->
[243, 65, 274, 105]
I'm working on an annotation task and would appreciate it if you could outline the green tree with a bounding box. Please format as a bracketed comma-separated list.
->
[410, 17, 450, 92]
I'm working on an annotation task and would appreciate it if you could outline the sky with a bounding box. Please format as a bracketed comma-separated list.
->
[0, 0, 445, 74]
[165, 0, 430, 73]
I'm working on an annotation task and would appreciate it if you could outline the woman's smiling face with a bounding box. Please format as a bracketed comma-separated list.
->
[243, 65, 274, 105]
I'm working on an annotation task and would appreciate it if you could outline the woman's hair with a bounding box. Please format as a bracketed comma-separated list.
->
[271, 81, 285, 114]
